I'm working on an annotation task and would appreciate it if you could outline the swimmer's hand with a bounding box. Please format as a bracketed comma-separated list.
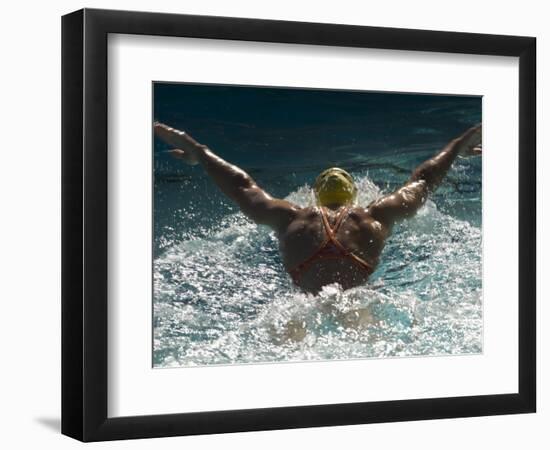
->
[154, 122, 205, 165]
[457, 124, 482, 157]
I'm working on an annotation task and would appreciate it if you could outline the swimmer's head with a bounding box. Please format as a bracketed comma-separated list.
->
[313, 167, 357, 207]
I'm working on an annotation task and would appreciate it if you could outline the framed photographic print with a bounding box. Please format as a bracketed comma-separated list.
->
[61, 8, 536, 442]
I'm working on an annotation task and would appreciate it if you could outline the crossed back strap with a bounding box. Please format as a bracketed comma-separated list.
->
[289, 206, 374, 285]
[320, 207, 348, 237]
[319, 207, 351, 254]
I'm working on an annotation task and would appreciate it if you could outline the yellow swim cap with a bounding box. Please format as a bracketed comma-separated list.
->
[313, 167, 357, 207]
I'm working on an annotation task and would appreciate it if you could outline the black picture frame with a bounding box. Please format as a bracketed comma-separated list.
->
[61, 8, 536, 442]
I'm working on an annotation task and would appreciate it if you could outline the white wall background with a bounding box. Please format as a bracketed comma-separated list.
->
[0, 0, 545, 448]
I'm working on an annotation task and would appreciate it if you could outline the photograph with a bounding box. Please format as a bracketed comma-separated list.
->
[152, 83, 482, 368]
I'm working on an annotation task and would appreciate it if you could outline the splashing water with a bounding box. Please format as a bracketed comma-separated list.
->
[153, 171, 482, 367]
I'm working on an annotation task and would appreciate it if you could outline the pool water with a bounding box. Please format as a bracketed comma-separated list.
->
[153, 84, 482, 367]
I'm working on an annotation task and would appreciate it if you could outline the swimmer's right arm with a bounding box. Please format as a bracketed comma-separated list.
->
[154, 122, 299, 232]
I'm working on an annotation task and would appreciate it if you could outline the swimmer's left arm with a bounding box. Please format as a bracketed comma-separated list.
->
[154, 122, 299, 232]
[367, 179, 429, 226]
[369, 124, 481, 226]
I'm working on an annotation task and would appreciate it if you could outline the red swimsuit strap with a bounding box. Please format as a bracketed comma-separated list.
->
[289, 207, 374, 284]
[319, 207, 350, 254]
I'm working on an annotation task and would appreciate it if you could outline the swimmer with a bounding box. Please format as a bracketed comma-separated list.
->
[154, 122, 481, 294]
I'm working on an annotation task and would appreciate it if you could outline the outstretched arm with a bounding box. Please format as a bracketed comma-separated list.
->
[369, 124, 481, 227]
[154, 122, 299, 232]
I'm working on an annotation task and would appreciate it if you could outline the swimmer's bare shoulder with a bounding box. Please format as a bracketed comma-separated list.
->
[280, 206, 319, 237]
[345, 206, 390, 257]
[347, 206, 390, 236]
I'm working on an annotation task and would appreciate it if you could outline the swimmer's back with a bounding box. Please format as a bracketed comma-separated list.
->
[277, 206, 388, 291]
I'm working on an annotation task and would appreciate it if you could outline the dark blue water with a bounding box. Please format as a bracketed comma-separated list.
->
[153, 83, 482, 367]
